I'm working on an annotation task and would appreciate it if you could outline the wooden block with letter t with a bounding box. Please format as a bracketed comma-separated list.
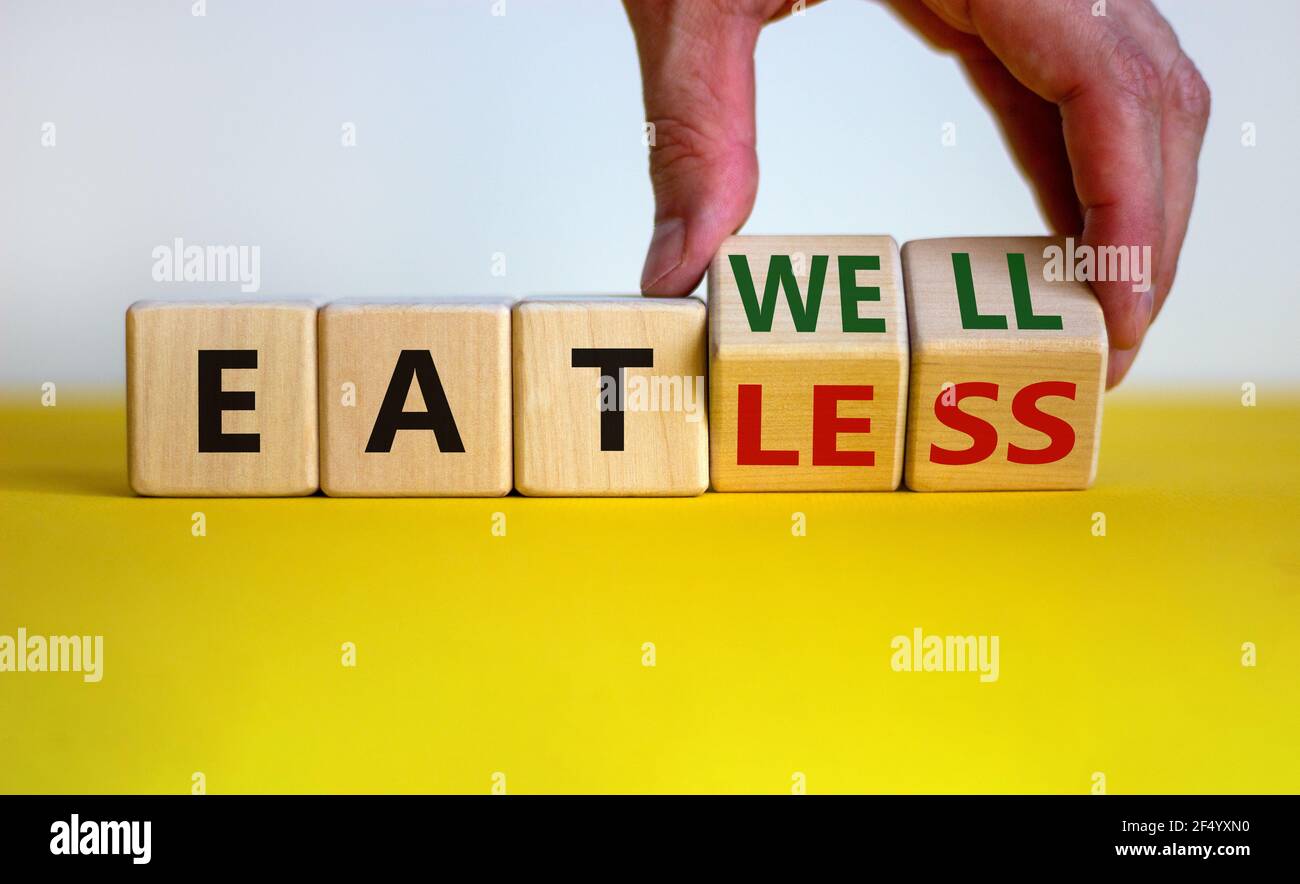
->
[901, 237, 1108, 491]
[317, 299, 512, 497]
[708, 235, 908, 491]
[126, 301, 318, 496]
[513, 297, 708, 496]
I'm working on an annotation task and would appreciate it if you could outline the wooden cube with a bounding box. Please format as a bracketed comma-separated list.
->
[708, 235, 908, 491]
[126, 301, 318, 496]
[317, 299, 512, 497]
[901, 237, 1107, 491]
[513, 297, 708, 496]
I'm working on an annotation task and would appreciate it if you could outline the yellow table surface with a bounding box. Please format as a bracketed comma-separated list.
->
[1, 390, 1297, 794]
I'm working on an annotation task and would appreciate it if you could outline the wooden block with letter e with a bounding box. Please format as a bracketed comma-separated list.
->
[708, 235, 908, 491]
[513, 297, 708, 496]
[317, 299, 512, 497]
[126, 301, 318, 496]
[901, 237, 1108, 491]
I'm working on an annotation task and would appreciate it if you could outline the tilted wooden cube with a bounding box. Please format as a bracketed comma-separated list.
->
[126, 300, 318, 496]
[512, 297, 708, 496]
[317, 299, 512, 497]
[902, 237, 1107, 491]
[708, 235, 908, 491]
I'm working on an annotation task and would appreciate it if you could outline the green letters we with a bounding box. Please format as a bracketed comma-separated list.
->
[729, 253, 886, 333]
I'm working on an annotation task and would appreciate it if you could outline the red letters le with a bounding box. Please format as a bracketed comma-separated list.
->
[812, 385, 874, 466]
[736, 384, 799, 465]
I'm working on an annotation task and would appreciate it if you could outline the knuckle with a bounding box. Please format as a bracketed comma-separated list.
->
[1103, 33, 1163, 115]
[646, 107, 753, 176]
[647, 116, 719, 179]
[1166, 53, 1212, 124]
[645, 115, 757, 207]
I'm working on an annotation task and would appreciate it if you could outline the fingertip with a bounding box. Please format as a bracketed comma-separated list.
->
[1081, 208, 1161, 350]
[639, 217, 687, 295]
[641, 266, 705, 297]
[638, 156, 756, 297]
[1106, 343, 1140, 389]
[640, 217, 713, 296]
[1097, 283, 1153, 352]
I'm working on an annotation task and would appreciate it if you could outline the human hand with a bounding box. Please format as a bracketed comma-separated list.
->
[623, 0, 1210, 387]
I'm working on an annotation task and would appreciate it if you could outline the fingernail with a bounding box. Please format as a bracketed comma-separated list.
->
[640, 218, 685, 293]
[1135, 289, 1155, 337]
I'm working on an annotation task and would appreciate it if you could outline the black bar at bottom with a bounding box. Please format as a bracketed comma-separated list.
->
[0, 795, 1285, 869]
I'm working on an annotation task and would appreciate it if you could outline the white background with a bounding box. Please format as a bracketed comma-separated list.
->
[2, 0, 1296, 387]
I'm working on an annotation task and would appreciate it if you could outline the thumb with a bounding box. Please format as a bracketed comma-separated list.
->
[625, 2, 764, 295]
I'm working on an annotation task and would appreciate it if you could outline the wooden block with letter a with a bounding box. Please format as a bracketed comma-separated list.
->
[901, 237, 1107, 491]
[513, 297, 708, 496]
[317, 299, 512, 497]
[708, 235, 908, 491]
[126, 300, 318, 496]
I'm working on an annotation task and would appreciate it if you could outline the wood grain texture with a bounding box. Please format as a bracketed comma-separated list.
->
[513, 297, 708, 496]
[901, 237, 1107, 491]
[708, 235, 908, 491]
[126, 301, 318, 496]
[318, 299, 512, 497]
